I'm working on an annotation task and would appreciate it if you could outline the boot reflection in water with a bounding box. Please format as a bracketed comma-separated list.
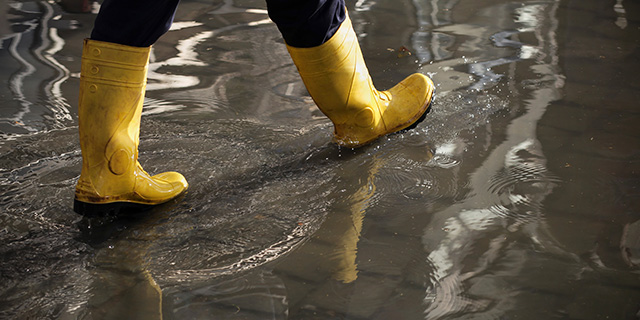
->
[330, 155, 383, 283]
[74, 0, 433, 215]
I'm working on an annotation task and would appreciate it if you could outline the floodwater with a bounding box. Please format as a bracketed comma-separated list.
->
[1, 0, 639, 319]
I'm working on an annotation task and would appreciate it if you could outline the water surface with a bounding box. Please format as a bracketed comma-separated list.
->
[1, 0, 639, 319]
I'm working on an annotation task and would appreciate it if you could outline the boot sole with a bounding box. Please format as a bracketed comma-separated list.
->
[74, 199, 154, 218]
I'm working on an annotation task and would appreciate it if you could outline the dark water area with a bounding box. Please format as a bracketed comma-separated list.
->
[1, 0, 639, 319]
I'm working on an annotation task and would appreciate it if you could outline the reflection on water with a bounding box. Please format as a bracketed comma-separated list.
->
[1, 0, 640, 319]
[420, 1, 566, 317]
[0, 0, 75, 141]
[143, 1, 271, 115]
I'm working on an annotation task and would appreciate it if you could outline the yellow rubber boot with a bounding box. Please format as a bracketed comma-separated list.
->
[74, 39, 188, 216]
[286, 15, 434, 148]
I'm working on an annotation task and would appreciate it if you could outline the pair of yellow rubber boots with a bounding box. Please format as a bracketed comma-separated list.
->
[74, 15, 434, 215]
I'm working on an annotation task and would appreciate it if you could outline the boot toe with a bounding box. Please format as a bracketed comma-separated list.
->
[131, 171, 188, 204]
[396, 73, 434, 113]
[153, 171, 189, 191]
[386, 73, 434, 130]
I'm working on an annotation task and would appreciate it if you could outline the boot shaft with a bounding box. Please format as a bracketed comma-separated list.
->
[286, 15, 383, 128]
[77, 39, 151, 197]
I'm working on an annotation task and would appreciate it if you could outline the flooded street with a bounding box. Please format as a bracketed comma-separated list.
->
[1, 0, 639, 318]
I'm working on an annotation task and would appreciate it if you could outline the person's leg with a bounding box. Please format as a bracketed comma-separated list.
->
[74, 0, 187, 216]
[267, 0, 435, 148]
[266, 0, 345, 48]
[91, 0, 180, 47]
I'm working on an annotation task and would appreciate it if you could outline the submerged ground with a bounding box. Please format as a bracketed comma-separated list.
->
[1, 0, 639, 319]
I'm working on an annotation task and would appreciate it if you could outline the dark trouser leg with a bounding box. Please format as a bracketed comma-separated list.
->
[266, 0, 346, 48]
[90, 0, 180, 47]
[91, 0, 344, 48]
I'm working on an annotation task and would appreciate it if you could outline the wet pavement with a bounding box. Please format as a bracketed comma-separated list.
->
[1, 0, 639, 319]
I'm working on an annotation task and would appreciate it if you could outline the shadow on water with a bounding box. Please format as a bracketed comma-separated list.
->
[1, 0, 640, 319]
